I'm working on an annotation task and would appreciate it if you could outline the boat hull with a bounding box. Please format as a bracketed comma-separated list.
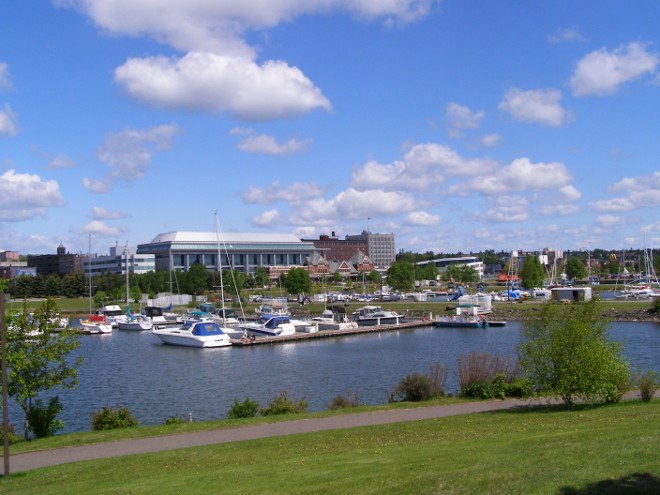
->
[152, 330, 231, 348]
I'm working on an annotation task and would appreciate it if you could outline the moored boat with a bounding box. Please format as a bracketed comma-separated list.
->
[351, 305, 404, 326]
[239, 314, 296, 337]
[151, 320, 232, 348]
[80, 315, 113, 334]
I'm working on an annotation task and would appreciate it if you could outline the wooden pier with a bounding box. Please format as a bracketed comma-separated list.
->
[230, 318, 433, 346]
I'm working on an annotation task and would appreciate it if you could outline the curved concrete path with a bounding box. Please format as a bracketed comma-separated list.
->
[3, 397, 543, 475]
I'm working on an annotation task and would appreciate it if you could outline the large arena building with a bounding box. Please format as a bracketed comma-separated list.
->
[137, 231, 318, 274]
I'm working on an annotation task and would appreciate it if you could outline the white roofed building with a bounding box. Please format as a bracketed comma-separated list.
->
[137, 231, 318, 274]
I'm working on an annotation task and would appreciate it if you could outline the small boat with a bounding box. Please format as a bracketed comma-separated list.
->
[118, 314, 153, 331]
[433, 307, 486, 328]
[97, 304, 128, 328]
[152, 320, 232, 348]
[351, 305, 404, 326]
[311, 310, 358, 330]
[80, 315, 113, 334]
[239, 314, 296, 337]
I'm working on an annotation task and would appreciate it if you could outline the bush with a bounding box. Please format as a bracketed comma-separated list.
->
[227, 398, 260, 419]
[518, 300, 630, 406]
[391, 363, 449, 403]
[260, 391, 308, 416]
[636, 370, 658, 402]
[458, 353, 522, 399]
[91, 406, 139, 431]
[392, 372, 434, 402]
[0, 423, 23, 445]
[28, 396, 64, 438]
[329, 392, 360, 410]
[164, 415, 185, 425]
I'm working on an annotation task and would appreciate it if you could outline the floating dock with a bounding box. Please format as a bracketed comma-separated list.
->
[231, 318, 433, 346]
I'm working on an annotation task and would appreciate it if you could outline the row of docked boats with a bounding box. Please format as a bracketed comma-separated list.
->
[73, 301, 500, 347]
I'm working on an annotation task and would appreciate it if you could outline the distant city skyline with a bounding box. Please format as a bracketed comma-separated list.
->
[0, 1, 658, 255]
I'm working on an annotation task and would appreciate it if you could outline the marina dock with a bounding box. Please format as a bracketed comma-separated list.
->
[231, 318, 433, 346]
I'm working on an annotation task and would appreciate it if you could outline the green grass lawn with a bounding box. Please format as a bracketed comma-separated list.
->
[2, 400, 658, 494]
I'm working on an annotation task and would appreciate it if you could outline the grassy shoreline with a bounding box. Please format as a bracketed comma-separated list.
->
[2, 399, 658, 494]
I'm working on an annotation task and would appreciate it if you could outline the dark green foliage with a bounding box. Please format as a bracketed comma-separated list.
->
[461, 374, 533, 400]
[391, 363, 448, 402]
[282, 267, 312, 297]
[565, 257, 587, 281]
[227, 398, 260, 419]
[164, 415, 185, 425]
[0, 423, 23, 445]
[636, 370, 658, 402]
[519, 255, 545, 289]
[386, 260, 415, 291]
[328, 392, 360, 410]
[91, 406, 139, 431]
[518, 300, 630, 405]
[260, 391, 308, 416]
[392, 372, 434, 402]
[27, 396, 64, 438]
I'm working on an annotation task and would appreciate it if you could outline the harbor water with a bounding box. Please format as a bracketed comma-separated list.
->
[8, 321, 660, 434]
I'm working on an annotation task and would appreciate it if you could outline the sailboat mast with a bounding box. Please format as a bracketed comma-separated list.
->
[88, 234, 92, 315]
[215, 212, 227, 323]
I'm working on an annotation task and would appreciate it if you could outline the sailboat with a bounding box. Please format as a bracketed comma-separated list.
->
[212, 212, 245, 339]
[80, 234, 113, 334]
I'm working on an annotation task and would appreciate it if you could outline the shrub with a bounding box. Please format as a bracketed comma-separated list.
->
[260, 391, 308, 416]
[329, 392, 360, 410]
[227, 398, 260, 419]
[0, 423, 23, 445]
[91, 406, 139, 431]
[392, 372, 434, 402]
[164, 415, 185, 425]
[28, 396, 64, 438]
[636, 370, 658, 402]
[518, 300, 630, 406]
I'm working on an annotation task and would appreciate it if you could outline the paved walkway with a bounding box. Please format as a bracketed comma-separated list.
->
[3, 397, 540, 475]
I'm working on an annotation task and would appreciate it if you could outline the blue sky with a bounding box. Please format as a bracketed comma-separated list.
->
[1, 1, 658, 256]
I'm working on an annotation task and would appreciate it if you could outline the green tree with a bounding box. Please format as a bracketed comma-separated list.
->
[283, 268, 312, 297]
[182, 263, 209, 295]
[6, 298, 83, 439]
[519, 256, 545, 289]
[417, 262, 438, 282]
[331, 271, 342, 283]
[518, 300, 630, 406]
[565, 257, 587, 281]
[368, 270, 381, 284]
[386, 260, 415, 291]
[444, 264, 479, 285]
[253, 267, 270, 290]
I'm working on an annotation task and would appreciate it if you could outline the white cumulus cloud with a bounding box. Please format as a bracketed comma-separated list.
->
[498, 87, 573, 127]
[570, 42, 659, 96]
[592, 171, 660, 212]
[405, 211, 440, 226]
[81, 220, 126, 237]
[446, 102, 484, 137]
[47, 154, 77, 169]
[115, 52, 331, 121]
[0, 104, 18, 137]
[251, 209, 283, 227]
[63, 1, 433, 121]
[0, 169, 65, 221]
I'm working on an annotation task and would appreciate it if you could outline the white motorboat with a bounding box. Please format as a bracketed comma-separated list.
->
[351, 305, 404, 326]
[152, 320, 232, 348]
[239, 314, 296, 337]
[79, 315, 113, 334]
[118, 314, 153, 331]
[97, 304, 128, 328]
[311, 310, 358, 330]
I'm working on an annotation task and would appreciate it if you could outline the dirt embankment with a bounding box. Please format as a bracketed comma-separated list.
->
[492, 304, 660, 322]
